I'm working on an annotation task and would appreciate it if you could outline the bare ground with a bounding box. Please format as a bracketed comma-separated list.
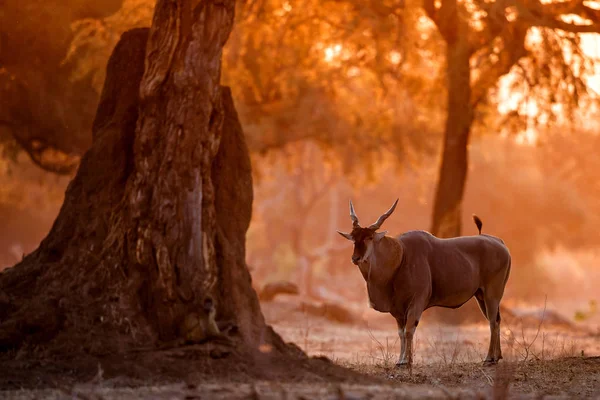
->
[0, 298, 599, 399]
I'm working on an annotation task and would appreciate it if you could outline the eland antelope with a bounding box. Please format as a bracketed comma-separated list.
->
[337, 199, 511, 367]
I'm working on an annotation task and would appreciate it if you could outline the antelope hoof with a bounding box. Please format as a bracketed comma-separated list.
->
[395, 360, 409, 368]
[483, 359, 498, 366]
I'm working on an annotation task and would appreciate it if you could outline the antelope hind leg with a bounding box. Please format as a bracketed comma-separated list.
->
[483, 296, 502, 365]
[475, 290, 498, 365]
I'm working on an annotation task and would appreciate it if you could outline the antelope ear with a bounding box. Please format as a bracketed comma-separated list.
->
[337, 231, 353, 241]
[374, 231, 388, 242]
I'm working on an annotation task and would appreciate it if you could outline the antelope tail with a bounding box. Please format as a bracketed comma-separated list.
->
[472, 214, 483, 235]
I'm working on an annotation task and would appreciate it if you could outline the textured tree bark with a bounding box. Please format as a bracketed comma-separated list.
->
[0, 0, 282, 356]
[122, 0, 237, 339]
[430, 38, 474, 238]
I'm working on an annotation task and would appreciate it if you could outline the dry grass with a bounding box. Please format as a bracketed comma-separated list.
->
[4, 301, 595, 399]
[266, 299, 599, 398]
[341, 315, 598, 398]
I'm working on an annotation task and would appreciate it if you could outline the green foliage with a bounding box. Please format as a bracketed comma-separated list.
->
[0, 149, 69, 215]
[64, 0, 154, 94]
[574, 300, 597, 322]
[225, 0, 444, 175]
[0, 130, 21, 164]
[59, 0, 600, 182]
[60, 0, 445, 181]
[271, 243, 298, 282]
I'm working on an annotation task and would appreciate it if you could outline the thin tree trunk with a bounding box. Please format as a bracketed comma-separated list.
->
[430, 38, 474, 238]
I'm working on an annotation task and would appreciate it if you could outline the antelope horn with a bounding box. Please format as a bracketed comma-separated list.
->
[349, 199, 360, 227]
[368, 198, 399, 230]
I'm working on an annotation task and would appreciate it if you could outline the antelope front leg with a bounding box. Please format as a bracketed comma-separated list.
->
[404, 324, 416, 367]
[405, 306, 426, 367]
[395, 317, 407, 367]
[396, 308, 423, 368]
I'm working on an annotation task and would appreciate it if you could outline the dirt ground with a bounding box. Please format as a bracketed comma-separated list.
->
[0, 298, 599, 399]
[264, 298, 600, 397]
[264, 298, 600, 363]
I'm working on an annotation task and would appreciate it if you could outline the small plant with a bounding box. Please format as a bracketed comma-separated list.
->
[574, 300, 597, 322]
[425, 327, 466, 366]
[366, 328, 398, 369]
[502, 296, 547, 363]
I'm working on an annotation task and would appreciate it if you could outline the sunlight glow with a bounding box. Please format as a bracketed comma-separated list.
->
[527, 27, 543, 46]
[495, 25, 600, 145]
[388, 50, 402, 65]
[497, 82, 541, 145]
[581, 34, 600, 93]
[274, 1, 292, 16]
[505, 6, 518, 22]
[347, 66, 361, 77]
[515, 128, 538, 145]
[324, 44, 342, 63]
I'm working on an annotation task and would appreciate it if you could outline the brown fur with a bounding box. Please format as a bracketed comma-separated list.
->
[338, 202, 511, 367]
[183, 296, 223, 343]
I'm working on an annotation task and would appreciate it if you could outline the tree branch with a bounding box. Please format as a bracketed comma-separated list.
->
[516, 0, 600, 33]
[471, 0, 513, 49]
[471, 22, 529, 107]
[533, 0, 583, 16]
[2, 119, 79, 174]
[534, 18, 600, 33]
[426, 0, 476, 46]
[423, 0, 441, 30]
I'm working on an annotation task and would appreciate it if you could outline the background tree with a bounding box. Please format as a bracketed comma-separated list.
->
[424, 0, 600, 237]
[223, 0, 442, 171]
[4, 0, 600, 240]
[1, 0, 443, 174]
[249, 142, 348, 298]
[0, 0, 124, 173]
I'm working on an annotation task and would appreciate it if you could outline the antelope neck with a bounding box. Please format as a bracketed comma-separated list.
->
[363, 236, 405, 313]
[392, 238, 406, 279]
[367, 236, 404, 285]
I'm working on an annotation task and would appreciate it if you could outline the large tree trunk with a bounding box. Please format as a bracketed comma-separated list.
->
[122, 0, 236, 340]
[430, 38, 474, 238]
[0, 0, 280, 356]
